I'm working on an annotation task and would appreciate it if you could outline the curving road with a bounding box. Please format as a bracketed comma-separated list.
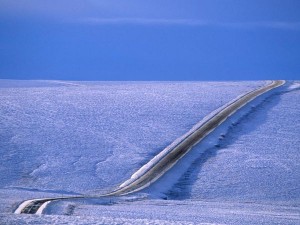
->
[14, 80, 285, 214]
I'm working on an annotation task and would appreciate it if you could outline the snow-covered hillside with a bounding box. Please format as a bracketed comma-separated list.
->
[0, 80, 299, 224]
[168, 83, 300, 204]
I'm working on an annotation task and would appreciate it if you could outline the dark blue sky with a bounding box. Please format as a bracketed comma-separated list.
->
[0, 0, 300, 80]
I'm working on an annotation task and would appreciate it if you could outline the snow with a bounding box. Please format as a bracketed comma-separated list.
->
[166, 81, 300, 205]
[0, 80, 299, 224]
[120, 83, 266, 189]
[0, 80, 263, 194]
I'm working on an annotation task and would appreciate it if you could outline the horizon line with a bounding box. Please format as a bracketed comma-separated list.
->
[79, 18, 300, 30]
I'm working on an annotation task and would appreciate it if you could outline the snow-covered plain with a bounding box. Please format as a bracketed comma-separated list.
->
[0, 80, 299, 224]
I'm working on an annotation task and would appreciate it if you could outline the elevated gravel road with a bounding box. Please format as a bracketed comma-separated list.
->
[14, 80, 285, 214]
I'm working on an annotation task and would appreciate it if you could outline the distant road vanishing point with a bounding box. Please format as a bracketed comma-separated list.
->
[14, 80, 285, 215]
